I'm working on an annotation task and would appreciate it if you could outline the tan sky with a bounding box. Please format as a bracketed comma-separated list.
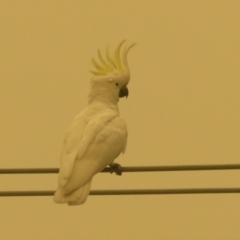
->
[0, 1, 240, 239]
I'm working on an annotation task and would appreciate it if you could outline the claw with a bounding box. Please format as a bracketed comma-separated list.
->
[109, 163, 122, 176]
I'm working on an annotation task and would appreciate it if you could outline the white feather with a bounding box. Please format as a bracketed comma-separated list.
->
[54, 41, 134, 205]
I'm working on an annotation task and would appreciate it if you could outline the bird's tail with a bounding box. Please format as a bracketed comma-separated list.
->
[53, 180, 92, 206]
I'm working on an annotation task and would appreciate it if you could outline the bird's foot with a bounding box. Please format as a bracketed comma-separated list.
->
[109, 163, 122, 176]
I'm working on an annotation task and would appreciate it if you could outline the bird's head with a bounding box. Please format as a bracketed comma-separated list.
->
[90, 40, 136, 99]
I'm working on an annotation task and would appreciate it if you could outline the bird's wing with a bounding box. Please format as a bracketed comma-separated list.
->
[58, 112, 87, 187]
[58, 110, 119, 187]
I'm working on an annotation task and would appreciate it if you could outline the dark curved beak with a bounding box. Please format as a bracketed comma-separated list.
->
[119, 86, 129, 98]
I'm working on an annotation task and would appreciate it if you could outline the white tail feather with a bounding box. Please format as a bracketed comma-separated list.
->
[54, 180, 92, 205]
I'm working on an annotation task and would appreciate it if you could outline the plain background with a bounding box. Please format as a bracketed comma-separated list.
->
[1, 1, 240, 239]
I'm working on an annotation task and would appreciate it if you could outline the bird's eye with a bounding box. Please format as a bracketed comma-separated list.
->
[115, 83, 119, 86]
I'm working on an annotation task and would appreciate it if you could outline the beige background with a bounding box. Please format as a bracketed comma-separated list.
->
[1, 1, 240, 239]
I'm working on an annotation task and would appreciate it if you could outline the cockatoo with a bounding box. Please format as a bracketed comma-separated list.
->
[54, 40, 135, 205]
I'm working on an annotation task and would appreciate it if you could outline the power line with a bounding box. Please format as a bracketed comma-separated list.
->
[1, 164, 240, 174]
[1, 164, 240, 197]
[1, 188, 240, 197]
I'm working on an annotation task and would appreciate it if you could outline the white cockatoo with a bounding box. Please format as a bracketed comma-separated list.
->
[54, 40, 135, 205]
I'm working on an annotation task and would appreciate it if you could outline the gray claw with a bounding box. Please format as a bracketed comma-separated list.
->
[109, 163, 122, 176]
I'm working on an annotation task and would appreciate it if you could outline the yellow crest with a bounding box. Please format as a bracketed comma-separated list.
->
[90, 40, 136, 77]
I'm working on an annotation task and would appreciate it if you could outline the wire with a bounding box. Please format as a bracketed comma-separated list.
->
[1, 164, 240, 174]
[1, 188, 240, 197]
[1, 164, 240, 197]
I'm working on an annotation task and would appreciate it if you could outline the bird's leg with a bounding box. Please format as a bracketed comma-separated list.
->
[109, 163, 122, 176]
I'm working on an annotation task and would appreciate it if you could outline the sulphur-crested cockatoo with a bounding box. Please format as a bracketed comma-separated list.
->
[54, 40, 135, 205]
